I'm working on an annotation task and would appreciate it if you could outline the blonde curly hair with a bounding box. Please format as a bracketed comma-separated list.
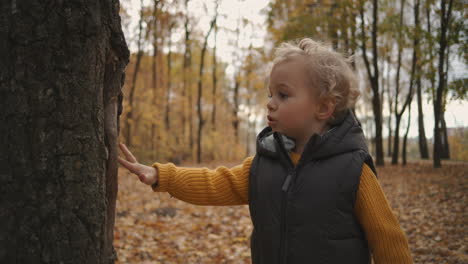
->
[271, 38, 360, 124]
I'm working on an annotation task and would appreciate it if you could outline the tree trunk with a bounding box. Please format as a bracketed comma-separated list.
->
[349, 1, 357, 70]
[0, 1, 129, 263]
[232, 18, 241, 144]
[414, 0, 429, 159]
[244, 44, 254, 155]
[402, 97, 412, 166]
[359, 0, 384, 165]
[385, 52, 393, 158]
[433, 0, 453, 168]
[182, 0, 193, 157]
[165, 23, 174, 131]
[196, 16, 216, 163]
[440, 43, 451, 160]
[211, 21, 218, 131]
[416, 75, 429, 159]
[246, 97, 252, 155]
[441, 116, 450, 159]
[327, 2, 339, 49]
[403, 0, 417, 164]
[391, 0, 405, 165]
[151, 0, 161, 161]
[232, 76, 241, 143]
[125, 0, 145, 148]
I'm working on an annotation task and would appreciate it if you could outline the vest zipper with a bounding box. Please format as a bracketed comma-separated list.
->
[279, 169, 295, 264]
[281, 171, 294, 192]
[275, 134, 295, 264]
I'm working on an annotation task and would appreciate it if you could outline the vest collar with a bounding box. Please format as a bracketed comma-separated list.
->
[256, 109, 368, 163]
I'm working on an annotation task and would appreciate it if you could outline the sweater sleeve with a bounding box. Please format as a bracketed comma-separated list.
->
[150, 156, 254, 206]
[354, 163, 413, 264]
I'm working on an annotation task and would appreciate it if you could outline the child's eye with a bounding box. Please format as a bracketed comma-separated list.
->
[279, 92, 288, 99]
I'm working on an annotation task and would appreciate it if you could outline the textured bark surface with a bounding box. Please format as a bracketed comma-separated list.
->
[0, 0, 129, 263]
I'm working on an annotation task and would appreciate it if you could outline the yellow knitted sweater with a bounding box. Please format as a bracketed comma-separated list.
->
[151, 152, 413, 263]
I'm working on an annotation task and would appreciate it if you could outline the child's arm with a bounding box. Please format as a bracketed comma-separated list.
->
[151, 156, 254, 206]
[354, 164, 413, 264]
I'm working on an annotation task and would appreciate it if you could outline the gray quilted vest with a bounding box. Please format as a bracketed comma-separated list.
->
[248, 109, 376, 264]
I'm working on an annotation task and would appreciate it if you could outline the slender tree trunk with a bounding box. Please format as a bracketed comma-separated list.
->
[416, 75, 429, 159]
[425, 1, 437, 159]
[246, 97, 252, 155]
[232, 18, 241, 144]
[414, 0, 429, 159]
[440, 44, 451, 159]
[0, 1, 129, 262]
[165, 23, 174, 131]
[441, 116, 450, 159]
[343, 4, 350, 58]
[327, 2, 339, 49]
[232, 76, 240, 143]
[151, 0, 160, 161]
[125, 0, 145, 148]
[349, 1, 358, 70]
[433, 0, 453, 168]
[211, 22, 218, 131]
[196, 16, 216, 163]
[182, 0, 192, 158]
[402, 97, 413, 166]
[244, 44, 253, 155]
[359, 0, 384, 165]
[386, 55, 393, 157]
[391, 0, 406, 165]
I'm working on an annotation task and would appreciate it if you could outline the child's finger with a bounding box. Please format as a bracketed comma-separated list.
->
[117, 156, 138, 173]
[119, 143, 137, 163]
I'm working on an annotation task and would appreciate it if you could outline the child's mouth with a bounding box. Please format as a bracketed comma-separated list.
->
[267, 116, 276, 125]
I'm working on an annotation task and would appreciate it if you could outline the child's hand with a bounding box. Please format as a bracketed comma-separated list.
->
[117, 143, 158, 186]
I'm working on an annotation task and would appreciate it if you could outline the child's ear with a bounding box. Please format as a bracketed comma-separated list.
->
[315, 98, 336, 121]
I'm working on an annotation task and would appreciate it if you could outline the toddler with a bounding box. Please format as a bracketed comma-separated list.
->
[118, 38, 413, 264]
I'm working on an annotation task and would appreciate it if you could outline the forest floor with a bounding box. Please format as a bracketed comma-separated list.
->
[114, 159, 467, 264]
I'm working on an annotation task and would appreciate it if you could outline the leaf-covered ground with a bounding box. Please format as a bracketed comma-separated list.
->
[114, 160, 467, 264]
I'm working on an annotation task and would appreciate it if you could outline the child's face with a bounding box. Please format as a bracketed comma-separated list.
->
[267, 58, 323, 140]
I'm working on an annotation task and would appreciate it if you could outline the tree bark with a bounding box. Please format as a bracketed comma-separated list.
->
[0, 1, 129, 263]
[402, 96, 413, 166]
[232, 18, 242, 144]
[245, 44, 254, 155]
[151, 0, 161, 161]
[433, 0, 453, 168]
[359, 0, 384, 165]
[416, 74, 429, 159]
[165, 22, 174, 131]
[125, 0, 145, 148]
[182, 0, 193, 157]
[232, 76, 241, 143]
[414, 0, 429, 159]
[441, 116, 450, 159]
[386, 54, 393, 158]
[392, 0, 413, 165]
[440, 43, 451, 160]
[211, 20, 218, 131]
[196, 16, 216, 163]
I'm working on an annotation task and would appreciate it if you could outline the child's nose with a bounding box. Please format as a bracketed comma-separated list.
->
[267, 100, 276, 111]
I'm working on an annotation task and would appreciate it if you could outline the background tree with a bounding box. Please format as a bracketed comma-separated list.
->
[391, 0, 417, 165]
[432, 0, 453, 168]
[150, 0, 162, 161]
[125, 0, 147, 148]
[196, 4, 217, 163]
[414, 0, 429, 159]
[359, 0, 385, 165]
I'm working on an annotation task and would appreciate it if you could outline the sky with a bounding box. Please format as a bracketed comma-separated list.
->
[122, 0, 467, 139]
